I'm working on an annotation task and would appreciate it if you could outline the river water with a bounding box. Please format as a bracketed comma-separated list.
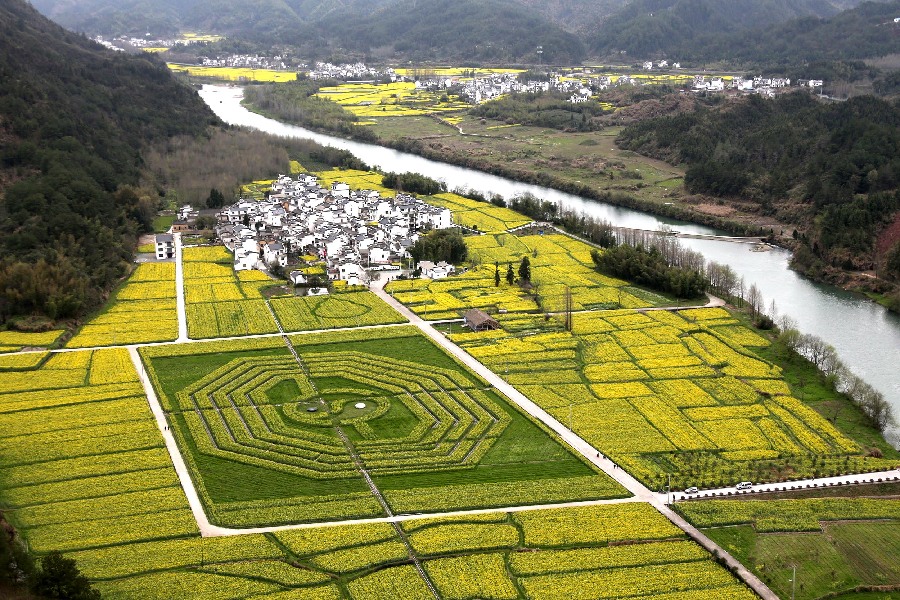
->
[200, 84, 900, 445]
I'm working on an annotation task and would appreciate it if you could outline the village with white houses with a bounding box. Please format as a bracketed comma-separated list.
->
[207, 174, 454, 287]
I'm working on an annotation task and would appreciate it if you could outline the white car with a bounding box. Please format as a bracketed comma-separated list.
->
[736, 481, 753, 490]
[684, 486, 699, 494]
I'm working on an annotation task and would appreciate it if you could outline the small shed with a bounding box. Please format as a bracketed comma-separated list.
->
[463, 309, 499, 332]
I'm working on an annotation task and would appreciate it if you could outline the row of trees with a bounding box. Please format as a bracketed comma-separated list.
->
[242, 81, 379, 143]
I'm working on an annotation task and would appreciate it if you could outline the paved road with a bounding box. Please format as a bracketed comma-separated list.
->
[127, 346, 221, 536]
[24, 267, 897, 599]
[663, 469, 900, 503]
[368, 281, 780, 600]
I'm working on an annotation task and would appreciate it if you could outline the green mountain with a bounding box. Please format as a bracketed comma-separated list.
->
[680, 0, 900, 66]
[0, 0, 217, 320]
[32, 0, 627, 36]
[283, 0, 586, 64]
[30, 0, 309, 37]
[617, 93, 900, 279]
[589, 0, 888, 58]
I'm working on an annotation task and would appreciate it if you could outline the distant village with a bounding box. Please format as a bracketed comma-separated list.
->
[210, 175, 453, 286]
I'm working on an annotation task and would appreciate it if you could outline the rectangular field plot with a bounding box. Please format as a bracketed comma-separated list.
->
[680, 498, 900, 600]
[452, 308, 896, 491]
[140, 327, 625, 528]
[182, 245, 280, 338]
[0, 347, 199, 559]
[67, 262, 178, 348]
[385, 232, 655, 320]
[270, 291, 405, 331]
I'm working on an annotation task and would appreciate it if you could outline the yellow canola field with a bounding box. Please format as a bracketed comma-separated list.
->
[452, 306, 892, 490]
[67, 263, 178, 348]
[167, 63, 299, 83]
[315, 81, 469, 118]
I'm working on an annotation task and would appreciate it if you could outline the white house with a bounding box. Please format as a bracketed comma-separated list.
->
[234, 238, 259, 271]
[288, 270, 307, 285]
[155, 234, 174, 259]
[368, 246, 390, 264]
[338, 263, 367, 285]
[263, 242, 287, 268]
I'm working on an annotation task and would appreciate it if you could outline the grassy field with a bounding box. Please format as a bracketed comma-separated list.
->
[67, 262, 178, 348]
[140, 326, 625, 527]
[678, 498, 900, 599]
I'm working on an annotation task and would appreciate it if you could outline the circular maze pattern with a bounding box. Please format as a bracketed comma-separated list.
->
[173, 352, 511, 479]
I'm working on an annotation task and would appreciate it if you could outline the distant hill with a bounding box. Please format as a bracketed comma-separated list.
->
[0, 0, 217, 320]
[29, 0, 307, 36]
[32, 0, 626, 36]
[589, 0, 881, 58]
[282, 0, 586, 64]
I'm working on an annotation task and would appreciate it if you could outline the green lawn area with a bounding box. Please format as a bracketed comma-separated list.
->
[152, 214, 175, 233]
[683, 498, 900, 600]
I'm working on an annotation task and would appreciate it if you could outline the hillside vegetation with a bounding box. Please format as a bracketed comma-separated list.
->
[591, 0, 900, 64]
[0, 0, 217, 321]
[286, 0, 586, 64]
[617, 93, 900, 281]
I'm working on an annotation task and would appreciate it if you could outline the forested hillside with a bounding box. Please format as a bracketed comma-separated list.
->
[32, 0, 625, 37]
[617, 93, 900, 281]
[591, 0, 899, 63]
[0, 0, 217, 321]
[285, 0, 586, 63]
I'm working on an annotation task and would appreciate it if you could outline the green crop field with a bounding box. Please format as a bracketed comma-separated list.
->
[139, 326, 625, 527]
[677, 498, 900, 599]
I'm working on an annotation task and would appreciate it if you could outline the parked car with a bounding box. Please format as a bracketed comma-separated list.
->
[684, 486, 699, 494]
[736, 481, 753, 490]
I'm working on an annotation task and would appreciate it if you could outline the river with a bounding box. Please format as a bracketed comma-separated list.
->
[200, 84, 900, 446]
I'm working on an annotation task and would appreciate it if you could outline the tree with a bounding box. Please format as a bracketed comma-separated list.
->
[409, 229, 468, 264]
[31, 552, 100, 600]
[494, 262, 500, 287]
[206, 188, 226, 209]
[195, 216, 217, 230]
[518, 256, 531, 283]
[506, 263, 515, 285]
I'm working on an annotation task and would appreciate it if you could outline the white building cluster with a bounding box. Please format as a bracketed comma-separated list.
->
[216, 175, 452, 285]
[307, 62, 396, 80]
[201, 54, 291, 70]
[693, 75, 822, 96]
